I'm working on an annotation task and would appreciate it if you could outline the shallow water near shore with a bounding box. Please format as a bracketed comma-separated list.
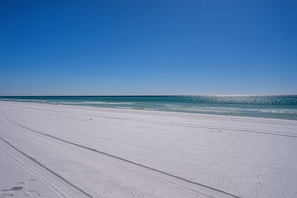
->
[1, 95, 297, 120]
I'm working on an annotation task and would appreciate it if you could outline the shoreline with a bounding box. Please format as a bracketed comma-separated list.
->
[1, 100, 297, 197]
[1, 99, 297, 122]
[1, 95, 297, 121]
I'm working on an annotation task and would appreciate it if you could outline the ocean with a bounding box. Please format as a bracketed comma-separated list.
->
[1, 95, 297, 120]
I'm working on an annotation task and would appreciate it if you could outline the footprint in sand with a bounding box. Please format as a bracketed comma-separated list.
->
[1, 186, 23, 197]
[25, 190, 40, 197]
[1, 187, 23, 192]
[1, 178, 40, 198]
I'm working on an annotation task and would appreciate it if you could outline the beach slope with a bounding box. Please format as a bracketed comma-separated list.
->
[0, 101, 297, 198]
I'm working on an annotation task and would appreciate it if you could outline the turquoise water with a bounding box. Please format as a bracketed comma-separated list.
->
[1, 95, 297, 120]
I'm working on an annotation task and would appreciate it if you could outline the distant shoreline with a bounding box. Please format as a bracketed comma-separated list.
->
[1, 95, 297, 120]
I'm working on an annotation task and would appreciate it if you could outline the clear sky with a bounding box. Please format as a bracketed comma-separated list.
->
[1, 0, 296, 96]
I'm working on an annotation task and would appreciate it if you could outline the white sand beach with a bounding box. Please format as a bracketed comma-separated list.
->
[0, 101, 297, 198]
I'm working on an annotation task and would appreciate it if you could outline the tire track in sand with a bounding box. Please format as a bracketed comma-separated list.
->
[1, 115, 240, 198]
[0, 137, 92, 198]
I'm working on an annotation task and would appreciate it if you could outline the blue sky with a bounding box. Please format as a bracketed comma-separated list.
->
[1, 0, 296, 95]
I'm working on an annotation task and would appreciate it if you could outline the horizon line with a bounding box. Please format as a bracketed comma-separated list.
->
[1, 94, 297, 97]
